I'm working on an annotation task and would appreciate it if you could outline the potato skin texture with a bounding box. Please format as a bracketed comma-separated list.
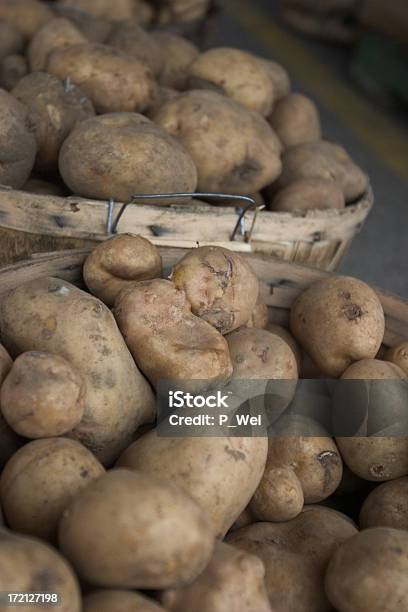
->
[46, 43, 158, 114]
[0, 530, 81, 612]
[153, 90, 282, 194]
[325, 527, 408, 612]
[117, 430, 268, 538]
[0, 277, 155, 465]
[152, 32, 199, 90]
[84, 234, 162, 307]
[59, 469, 214, 589]
[0, 344, 21, 471]
[290, 276, 385, 377]
[0, 351, 85, 438]
[360, 477, 408, 530]
[13, 72, 95, 173]
[0, 89, 36, 188]
[0, 437, 104, 542]
[28, 17, 87, 71]
[161, 541, 272, 612]
[59, 113, 197, 202]
[268, 177, 345, 212]
[385, 341, 408, 375]
[261, 59, 291, 100]
[0, 21, 24, 61]
[0, 0, 53, 40]
[108, 22, 163, 77]
[267, 324, 302, 372]
[171, 246, 259, 334]
[83, 590, 166, 612]
[114, 278, 232, 389]
[269, 93, 321, 148]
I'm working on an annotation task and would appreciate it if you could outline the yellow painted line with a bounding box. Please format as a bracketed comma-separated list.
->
[224, 0, 408, 180]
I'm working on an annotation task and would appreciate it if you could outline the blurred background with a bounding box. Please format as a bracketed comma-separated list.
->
[206, 0, 408, 297]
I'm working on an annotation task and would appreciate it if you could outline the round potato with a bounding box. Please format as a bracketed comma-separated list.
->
[188, 47, 277, 116]
[0, 530, 81, 612]
[268, 177, 345, 212]
[0, 0, 53, 40]
[161, 541, 271, 612]
[0, 351, 85, 438]
[269, 93, 321, 148]
[55, 0, 140, 22]
[13, 72, 95, 173]
[46, 43, 158, 114]
[59, 113, 197, 202]
[0, 54, 27, 90]
[83, 590, 165, 612]
[28, 17, 87, 71]
[152, 32, 199, 90]
[250, 465, 304, 523]
[325, 527, 408, 612]
[84, 234, 162, 307]
[385, 341, 408, 375]
[290, 276, 385, 377]
[171, 246, 259, 334]
[0, 437, 104, 542]
[59, 468, 215, 589]
[0, 88, 36, 188]
[0, 20, 23, 61]
[108, 22, 163, 77]
[360, 477, 408, 530]
[261, 59, 291, 100]
[152, 89, 282, 194]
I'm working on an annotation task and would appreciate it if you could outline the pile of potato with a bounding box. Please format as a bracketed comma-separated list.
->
[0, 0, 369, 213]
[0, 234, 407, 611]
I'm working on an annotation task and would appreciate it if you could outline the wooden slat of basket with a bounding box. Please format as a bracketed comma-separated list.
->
[0, 249, 405, 348]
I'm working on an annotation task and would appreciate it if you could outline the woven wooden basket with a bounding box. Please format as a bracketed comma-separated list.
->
[0, 186, 373, 271]
[0, 247, 405, 350]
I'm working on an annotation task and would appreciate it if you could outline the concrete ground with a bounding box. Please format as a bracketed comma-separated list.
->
[206, 0, 408, 298]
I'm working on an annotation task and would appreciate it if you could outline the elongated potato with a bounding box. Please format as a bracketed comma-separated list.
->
[59, 469, 215, 589]
[0, 0, 53, 40]
[108, 22, 163, 76]
[359, 477, 408, 530]
[268, 177, 345, 212]
[152, 32, 199, 90]
[28, 17, 87, 71]
[83, 590, 165, 612]
[0, 277, 155, 465]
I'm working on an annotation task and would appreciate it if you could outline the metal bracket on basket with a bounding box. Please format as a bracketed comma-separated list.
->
[104, 193, 265, 243]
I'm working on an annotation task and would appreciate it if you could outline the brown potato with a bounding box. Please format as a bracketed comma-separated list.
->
[0, 351, 85, 438]
[59, 468, 215, 589]
[147, 85, 179, 117]
[385, 341, 408, 375]
[13, 72, 95, 173]
[0, 0, 53, 40]
[0, 20, 23, 61]
[59, 113, 197, 202]
[325, 527, 408, 612]
[152, 89, 282, 194]
[261, 59, 291, 100]
[46, 43, 158, 114]
[0, 344, 12, 386]
[0, 437, 104, 542]
[0, 344, 21, 471]
[268, 177, 345, 212]
[267, 324, 302, 372]
[52, 5, 113, 43]
[56, 0, 140, 22]
[152, 32, 199, 90]
[0, 277, 155, 465]
[161, 541, 271, 612]
[0, 529, 81, 612]
[0, 88, 36, 188]
[188, 48, 277, 116]
[227, 506, 357, 612]
[114, 278, 232, 389]
[360, 477, 408, 530]
[118, 431, 268, 538]
[269, 93, 321, 148]
[290, 276, 385, 377]
[171, 246, 259, 334]
[84, 234, 162, 307]
[245, 302, 269, 329]
[28, 17, 87, 71]
[108, 22, 163, 77]
[0, 54, 27, 90]
[83, 590, 165, 612]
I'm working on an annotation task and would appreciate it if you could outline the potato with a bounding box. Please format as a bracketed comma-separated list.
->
[0, 0, 53, 40]
[56, 0, 140, 22]
[28, 17, 87, 71]
[245, 302, 269, 329]
[158, 0, 211, 22]
[0, 20, 23, 61]
[152, 32, 199, 90]
[0, 529, 81, 612]
[171, 246, 259, 334]
[188, 48, 277, 116]
[0, 89, 36, 188]
[290, 276, 385, 377]
[13, 72, 95, 173]
[1, 351, 85, 438]
[0, 54, 27, 90]
[325, 527, 408, 612]
[114, 278, 232, 389]
[261, 59, 291, 100]
[117, 430, 268, 538]
[0, 276, 155, 465]
[23, 177, 67, 196]
[0, 344, 21, 471]
[359, 477, 408, 530]
[161, 541, 271, 612]
[52, 5, 113, 43]
[84, 234, 162, 307]
[385, 341, 408, 375]
[0, 344, 12, 386]
[268, 177, 345, 212]
[227, 506, 357, 612]
[84, 590, 165, 612]
[59, 113, 197, 202]
[0, 437, 104, 541]
[267, 324, 302, 372]
[108, 22, 163, 77]
[152, 90, 282, 194]
[59, 468, 214, 589]
[46, 43, 158, 114]
[269, 93, 321, 148]
[278, 141, 368, 202]
[147, 85, 179, 117]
